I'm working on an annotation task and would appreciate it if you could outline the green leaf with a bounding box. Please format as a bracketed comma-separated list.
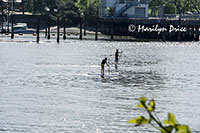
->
[137, 103, 145, 108]
[139, 96, 147, 102]
[128, 116, 148, 126]
[161, 129, 168, 133]
[128, 119, 137, 124]
[164, 113, 177, 126]
[147, 99, 155, 111]
[160, 126, 174, 133]
[176, 124, 191, 133]
[139, 96, 147, 105]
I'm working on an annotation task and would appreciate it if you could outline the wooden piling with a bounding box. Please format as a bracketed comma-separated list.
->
[197, 26, 200, 41]
[111, 16, 114, 40]
[36, 17, 40, 43]
[177, 18, 182, 41]
[171, 32, 175, 41]
[188, 26, 193, 41]
[182, 29, 186, 41]
[165, 24, 169, 41]
[191, 26, 195, 41]
[63, 18, 66, 40]
[195, 25, 199, 41]
[11, 15, 14, 39]
[95, 23, 98, 40]
[79, 18, 82, 40]
[95, 10, 98, 40]
[186, 26, 190, 41]
[22, 0, 25, 15]
[109, 21, 111, 35]
[45, 15, 47, 37]
[57, 17, 60, 43]
[7, 21, 10, 33]
[47, 15, 50, 39]
[162, 19, 166, 41]
[84, 17, 86, 36]
[168, 21, 172, 41]
[84, 8, 87, 36]
[188, 26, 192, 41]
[1, 7, 4, 34]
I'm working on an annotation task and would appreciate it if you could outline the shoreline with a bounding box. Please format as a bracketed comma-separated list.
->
[1, 26, 162, 42]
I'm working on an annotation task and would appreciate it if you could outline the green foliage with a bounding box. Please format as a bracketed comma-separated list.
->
[128, 116, 148, 126]
[23, 0, 200, 16]
[75, 0, 100, 15]
[107, 7, 115, 17]
[22, 0, 200, 26]
[24, 0, 80, 26]
[160, 126, 173, 133]
[176, 125, 191, 133]
[147, 99, 155, 111]
[129, 96, 191, 133]
[55, 0, 80, 25]
[24, 0, 46, 14]
[149, 0, 200, 14]
[164, 113, 177, 126]
[75, 0, 87, 16]
[164, 3, 176, 14]
[149, 0, 164, 8]
[75, 0, 100, 25]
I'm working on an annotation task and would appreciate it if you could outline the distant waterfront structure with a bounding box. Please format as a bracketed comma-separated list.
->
[100, 0, 148, 18]
[1, 0, 22, 2]
[99, 0, 200, 41]
[0, 0, 23, 33]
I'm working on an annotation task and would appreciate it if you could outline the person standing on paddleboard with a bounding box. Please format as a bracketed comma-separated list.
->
[115, 49, 123, 69]
[101, 58, 109, 78]
[115, 49, 123, 64]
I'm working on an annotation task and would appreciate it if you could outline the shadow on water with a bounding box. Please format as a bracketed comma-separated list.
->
[90, 68, 166, 89]
[92, 55, 164, 87]
[88, 54, 166, 89]
[118, 71, 163, 88]
[121, 57, 162, 67]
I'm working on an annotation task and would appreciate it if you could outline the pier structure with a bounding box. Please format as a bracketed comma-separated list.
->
[100, 17, 200, 41]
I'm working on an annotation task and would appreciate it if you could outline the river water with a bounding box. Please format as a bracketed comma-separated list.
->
[0, 35, 200, 133]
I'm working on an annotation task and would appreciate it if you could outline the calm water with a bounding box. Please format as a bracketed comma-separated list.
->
[0, 35, 200, 133]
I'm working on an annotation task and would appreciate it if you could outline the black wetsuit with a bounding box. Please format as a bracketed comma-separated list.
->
[101, 58, 107, 78]
[101, 58, 107, 65]
[115, 51, 119, 62]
